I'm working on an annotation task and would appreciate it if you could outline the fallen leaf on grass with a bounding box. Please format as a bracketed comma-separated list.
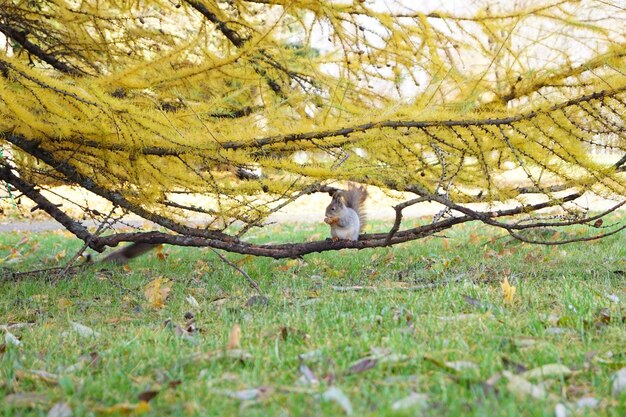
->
[95, 401, 150, 415]
[226, 324, 241, 350]
[245, 295, 268, 307]
[190, 349, 252, 363]
[298, 363, 319, 386]
[348, 357, 378, 374]
[215, 386, 272, 401]
[144, 277, 171, 309]
[391, 392, 429, 411]
[54, 250, 67, 262]
[501, 356, 528, 374]
[70, 321, 100, 338]
[47, 402, 72, 417]
[501, 277, 516, 304]
[521, 364, 572, 381]
[545, 327, 575, 336]
[321, 387, 353, 416]
[445, 361, 480, 373]
[5, 331, 21, 346]
[612, 367, 626, 397]
[424, 354, 479, 378]
[137, 390, 160, 402]
[15, 369, 59, 385]
[4, 392, 48, 408]
[0, 322, 34, 331]
[299, 349, 324, 363]
[164, 319, 197, 344]
[462, 295, 492, 310]
[502, 371, 558, 401]
[185, 295, 200, 308]
[63, 352, 100, 373]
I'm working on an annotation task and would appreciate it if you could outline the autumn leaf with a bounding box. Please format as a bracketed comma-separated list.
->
[226, 323, 241, 350]
[54, 249, 66, 262]
[501, 277, 516, 304]
[95, 401, 150, 415]
[144, 277, 172, 309]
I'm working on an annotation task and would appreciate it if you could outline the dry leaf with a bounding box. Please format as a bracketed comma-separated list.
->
[70, 321, 100, 338]
[185, 295, 200, 308]
[47, 402, 72, 417]
[502, 371, 557, 401]
[348, 357, 378, 374]
[216, 386, 271, 401]
[57, 298, 72, 309]
[5, 331, 21, 346]
[4, 392, 48, 408]
[391, 393, 429, 411]
[226, 324, 241, 350]
[298, 363, 319, 386]
[245, 295, 268, 307]
[521, 364, 572, 380]
[612, 367, 626, 397]
[137, 390, 160, 402]
[15, 369, 59, 385]
[321, 387, 353, 416]
[144, 277, 171, 309]
[95, 401, 150, 415]
[63, 352, 100, 373]
[501, 277, 516, 304]
[445, 361, 480, 373]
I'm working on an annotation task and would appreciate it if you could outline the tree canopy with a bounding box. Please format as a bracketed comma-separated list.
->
[0, 0, 625, 258]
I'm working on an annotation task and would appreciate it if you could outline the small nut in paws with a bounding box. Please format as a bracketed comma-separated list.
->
[324, 216, 340, 225]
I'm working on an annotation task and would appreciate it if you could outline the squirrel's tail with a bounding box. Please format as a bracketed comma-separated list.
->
[101, 242, 160, 264]
[343, 184, 368, 232]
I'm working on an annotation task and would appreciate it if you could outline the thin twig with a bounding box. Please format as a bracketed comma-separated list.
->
[209, 248, 262, 295]
[509, 224, 626, 245]
[59, 208, 118, 278]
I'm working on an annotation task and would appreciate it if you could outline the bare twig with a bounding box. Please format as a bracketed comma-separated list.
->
[209, 248, 262, 295]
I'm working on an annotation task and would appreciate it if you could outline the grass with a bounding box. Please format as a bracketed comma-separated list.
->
[0, 220, 625, 416]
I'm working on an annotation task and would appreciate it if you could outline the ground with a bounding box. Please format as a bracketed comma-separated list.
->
[0, 219, 625, 416]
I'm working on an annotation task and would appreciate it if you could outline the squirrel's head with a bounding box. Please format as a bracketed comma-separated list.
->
[325, 191, 346, 216]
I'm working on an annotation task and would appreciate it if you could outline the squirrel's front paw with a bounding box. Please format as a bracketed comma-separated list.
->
[324, 216, 340, 225]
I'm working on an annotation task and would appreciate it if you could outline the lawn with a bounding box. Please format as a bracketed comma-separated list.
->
[1, 220, 625, 416]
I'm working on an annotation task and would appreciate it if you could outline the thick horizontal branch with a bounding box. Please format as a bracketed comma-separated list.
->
[91, 192, 599, 259]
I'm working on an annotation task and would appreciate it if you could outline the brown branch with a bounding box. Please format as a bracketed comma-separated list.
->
[209, 248, 262, 295]
[184, 0, 285, 96]
[509, 224, 626, 245]
[2, 132, 233, 247]
[184, 0, 245, 47]
[386, 196, 430, 244]
[86, 192, 601, 259]
[220, 86, 626, 150]
[0, 24, 82, 76]
[0, 163, 98, 248]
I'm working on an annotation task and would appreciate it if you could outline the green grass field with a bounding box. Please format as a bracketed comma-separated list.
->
[1, 220, 625, 416]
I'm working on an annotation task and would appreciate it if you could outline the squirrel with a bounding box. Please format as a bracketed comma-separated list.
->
[96, 185, 367, 263]
[97, 242, 160, 264]
[324, 184, 368, 241]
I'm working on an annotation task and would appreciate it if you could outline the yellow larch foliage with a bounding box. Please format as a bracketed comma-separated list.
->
[0, 0, 624, 233]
